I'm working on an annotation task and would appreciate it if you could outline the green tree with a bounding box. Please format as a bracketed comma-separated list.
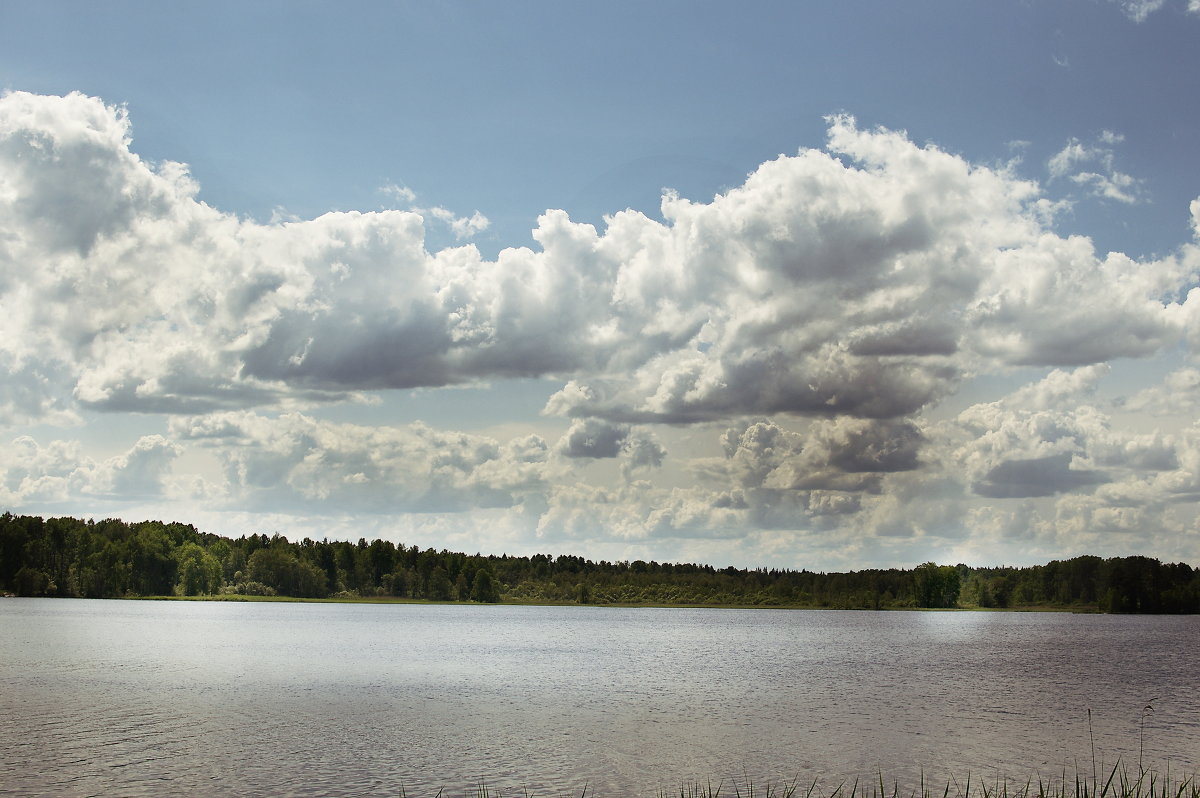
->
[913, 562, 960, 608]
[45, 516, 85, 596]
[0, 514, 34, 590]
[427, 566, 453, 601]
[938, 565, 961, 607]
[176, 542, 223, 595]
[316, 542, 339, 594]
[367, 539, 396, 586]
[14, 565, 51, 597]
[976, 577, 994, 608]
[247, 547, 328, 598]
[472, 568, 500, 603]
[79, 541, 131, 598]
[128, 523, 179, 595]
[383, 568, 409, 597]
[913, 562, 940, 607]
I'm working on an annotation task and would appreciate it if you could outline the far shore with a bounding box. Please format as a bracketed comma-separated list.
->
[111, 593, 1103, 612]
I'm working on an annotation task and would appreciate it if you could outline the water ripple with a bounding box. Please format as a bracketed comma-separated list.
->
[1, 601, 1197, 797]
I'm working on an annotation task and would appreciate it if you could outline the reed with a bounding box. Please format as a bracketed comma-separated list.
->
[660, 768, 1197, 798]
[394, 766, 1197, 798]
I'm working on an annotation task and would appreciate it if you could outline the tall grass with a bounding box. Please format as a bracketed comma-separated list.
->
[394, 765, 1198, 798]
[660, 766, 1198, 798]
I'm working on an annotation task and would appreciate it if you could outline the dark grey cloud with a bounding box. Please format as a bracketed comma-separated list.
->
[623, 433, 667, 472]
[972, 453, 1108, 498]
[241, 306, 456, 390]
[847, 320, 959, 357]
[826, 419, 923, 473]
[557, 418, 630, 459]
[716, 417, 923, 494]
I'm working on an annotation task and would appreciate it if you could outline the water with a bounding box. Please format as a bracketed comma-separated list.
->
[1, 599, 1196, 797]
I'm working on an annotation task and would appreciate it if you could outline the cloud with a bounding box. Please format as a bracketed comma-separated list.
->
[621, 432, 667, 480]
[1112, 0, 1166, 21]
[545, 118, 1185, 420]
[379, 182, 489, 239]
[555, 418, 667, 484]
[1001, 364, 1109, 411]
[965, 239, 1187, 366]
[951, 369, 1112, 499]
[1107, 0, 1200, 20]
[557, 418, 630, 459]
[1047, 131, 1143, 203]
[380, 183, 417, 205]
[1, 434, 180, 505]
[7, 90, 1200, 569]
[1120, 368, 1200, 415]
[8, 386, 1198, 569]
[169, 411, 549, 513]
[428, 206, 490, 239]
[703, 417, 923, 498]
[4, 92, 1198, 430]
[1, 437, 85, 505]
[944, 366, 1194, 509]
[972, 452, 1108, 498]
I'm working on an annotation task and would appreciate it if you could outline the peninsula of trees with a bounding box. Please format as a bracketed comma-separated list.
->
[2, 513, 1198, 612]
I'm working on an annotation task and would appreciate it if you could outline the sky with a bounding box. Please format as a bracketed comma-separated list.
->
[2, 0, 1200, 571]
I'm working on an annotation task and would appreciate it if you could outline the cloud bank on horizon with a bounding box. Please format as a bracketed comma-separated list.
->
[3, 88, 1200, 570]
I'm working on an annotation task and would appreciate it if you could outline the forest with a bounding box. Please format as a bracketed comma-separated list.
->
[1, 512, 1198, 612]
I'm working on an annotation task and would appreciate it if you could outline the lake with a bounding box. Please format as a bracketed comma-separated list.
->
[1, 599, 1196, 797]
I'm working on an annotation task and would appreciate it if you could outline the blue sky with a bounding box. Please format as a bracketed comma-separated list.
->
[2, 0, 1200, 570]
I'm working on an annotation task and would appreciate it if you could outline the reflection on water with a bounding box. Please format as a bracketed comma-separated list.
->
[1, 599, 1196, 797]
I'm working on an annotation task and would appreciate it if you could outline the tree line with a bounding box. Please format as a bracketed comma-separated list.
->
[1, 512, 1198, 612]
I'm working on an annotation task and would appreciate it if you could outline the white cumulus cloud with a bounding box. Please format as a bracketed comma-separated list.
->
[4, 93, 1196, 431]
[6, 91, 1200, 569]
[168, 411, 549, 513]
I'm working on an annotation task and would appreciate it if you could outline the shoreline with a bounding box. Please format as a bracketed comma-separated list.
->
[104, 593, 1103, 612]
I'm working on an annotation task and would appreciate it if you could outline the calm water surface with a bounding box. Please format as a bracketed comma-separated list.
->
[1, 599, 1197, 797]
